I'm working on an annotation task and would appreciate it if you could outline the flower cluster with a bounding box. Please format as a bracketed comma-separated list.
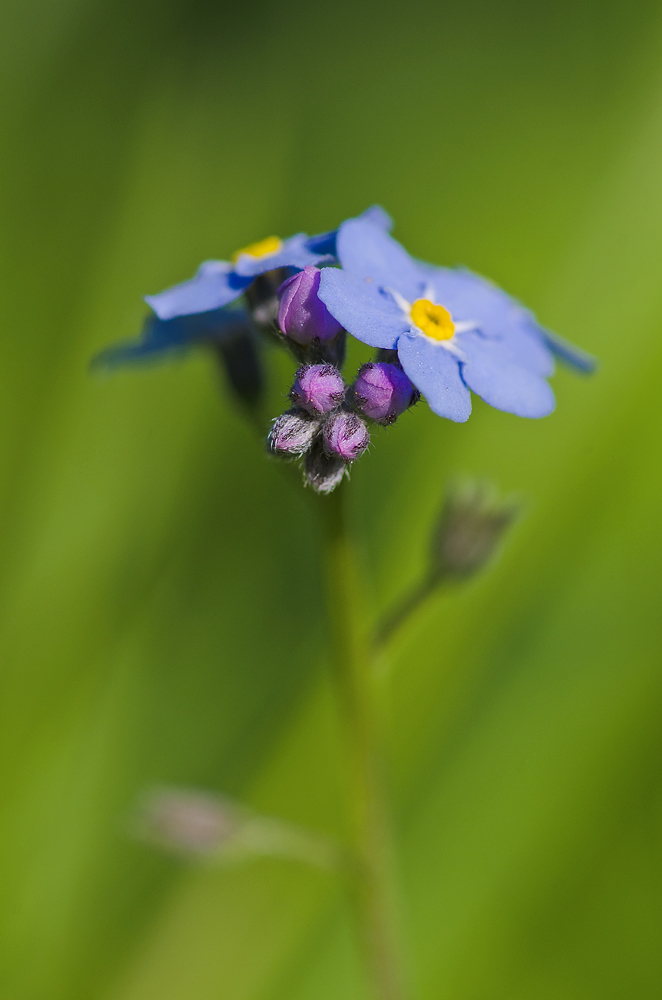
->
[265, 266, 420, 491]
[267, 357, 417, 493]
[96, 206, 594, 492]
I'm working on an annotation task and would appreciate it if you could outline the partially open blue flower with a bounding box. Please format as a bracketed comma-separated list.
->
[144, 207, 393, 322]
[318, 217, 595, 422]
[144, 237, 327, 322]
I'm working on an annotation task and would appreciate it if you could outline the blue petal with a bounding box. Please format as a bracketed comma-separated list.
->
[336, 218, 425, 303]
[499, 319, 556, 377]
[397, 331, 471, 422]
[455, 329, 555, 418]
[356, 204, 393, 232]
[304, 205, 393, 260]
[318, 268, 409, 350]
[145, 261, 250, 320]
[540, 328, 597, 373]
[305, 229, 337, 256]
[233, 233, 328, 277]
[92, 309, 250, 369]
[422, 266, 555, 376]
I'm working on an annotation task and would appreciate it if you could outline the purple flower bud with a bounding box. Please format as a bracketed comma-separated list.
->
[304, 440, 346, 494]
[268, 409, 320, 456]
[135, 787, 242, 856]
[277, 266, 343, 345]
[290, 364, 346, 414]
[323, 411, 370, 462]
[352, 362, 418, 424]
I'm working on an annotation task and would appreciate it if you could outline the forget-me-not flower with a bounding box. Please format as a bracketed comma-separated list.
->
[144, 207, 392, 322]
[144, 235, 330, 321]
[318, 216, 594, 422]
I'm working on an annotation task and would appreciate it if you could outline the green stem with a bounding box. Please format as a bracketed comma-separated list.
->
[374, 573, 440, 651]
[319, 484, 407, 1000]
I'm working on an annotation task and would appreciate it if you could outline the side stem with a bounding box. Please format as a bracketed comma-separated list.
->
[319, 484, 407, 1000]
[374, 573, 439, 651]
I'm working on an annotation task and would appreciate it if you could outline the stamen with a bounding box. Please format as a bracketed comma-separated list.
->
[410, 299, 455, 341]
[232, 236, 283, 263]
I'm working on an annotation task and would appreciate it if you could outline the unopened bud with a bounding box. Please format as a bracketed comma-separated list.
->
[132, 785, 342, 870]
[134, 787, 242, 856]
[277, 266, 343, 345]
[431, 482, 517, 580]
[303, 439, 346, 493]
[323, 411, 370, 462]
[268, 409, 320, 456]
[290, 364, 345, 415]
[352, 362, 418, 424]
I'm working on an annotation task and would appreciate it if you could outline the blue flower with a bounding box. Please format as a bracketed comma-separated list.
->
[93, 210, 392, 370]
[144, 207, 393, 322]
[91, 307, 252, 369]
[317, 216, 595, 422]
[144, 236, 328, 322]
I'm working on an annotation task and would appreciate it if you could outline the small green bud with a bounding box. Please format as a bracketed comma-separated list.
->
[132, 787, 243, 857]
[430, 481, 517, 582]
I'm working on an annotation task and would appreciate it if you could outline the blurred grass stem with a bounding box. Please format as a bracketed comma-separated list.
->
[320, 484, 407, 1000]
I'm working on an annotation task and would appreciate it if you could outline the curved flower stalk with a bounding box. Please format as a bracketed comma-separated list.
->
[375, 481, 519, 650]
[95, 205, 595, 1000]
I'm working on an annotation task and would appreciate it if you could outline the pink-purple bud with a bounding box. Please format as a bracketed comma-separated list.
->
[268, 409, 319, 456]
[323, 411, 370, 462]
[277, 266, 343, 345]
[352, 362, 418, 424]
[304, 440, 346, 494]
[135, 788, 241, 856]
[290, 364, 346, 414]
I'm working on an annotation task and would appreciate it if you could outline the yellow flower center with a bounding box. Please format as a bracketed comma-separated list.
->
[231, 235, 283, 263]
[410, 298, 455, 341]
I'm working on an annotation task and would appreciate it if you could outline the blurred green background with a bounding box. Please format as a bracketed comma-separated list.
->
[2, 0, 662, 997]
